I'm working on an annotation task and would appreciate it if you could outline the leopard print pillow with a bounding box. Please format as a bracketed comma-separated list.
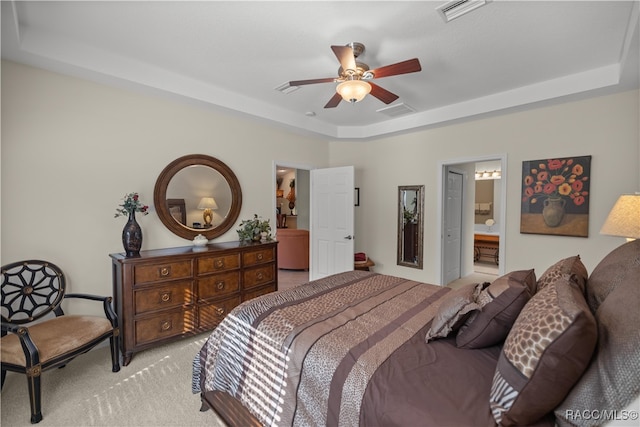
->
[490, 273, 597, 426]
[537, 255, 588, 293]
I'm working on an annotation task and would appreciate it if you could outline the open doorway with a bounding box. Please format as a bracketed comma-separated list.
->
[274, 165, 310, 230]
[438, 155, 506, 286]
[274, 162, 312, 287]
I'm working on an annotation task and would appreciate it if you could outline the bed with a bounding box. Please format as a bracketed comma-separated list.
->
[193, 239, 640, 426]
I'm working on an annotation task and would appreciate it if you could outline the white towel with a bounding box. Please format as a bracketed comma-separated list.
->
[480, 203, 491, 212]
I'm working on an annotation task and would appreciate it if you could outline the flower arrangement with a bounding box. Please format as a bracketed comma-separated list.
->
[237, 214, 272, 242]
[114, 192, 149, 218]
[522, 157, 590, 208]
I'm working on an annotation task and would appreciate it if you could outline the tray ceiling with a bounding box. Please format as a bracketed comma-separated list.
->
[2, 1, 638, 140]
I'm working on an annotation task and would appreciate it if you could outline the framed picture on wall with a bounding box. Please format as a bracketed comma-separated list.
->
[520, 155, 591, 237]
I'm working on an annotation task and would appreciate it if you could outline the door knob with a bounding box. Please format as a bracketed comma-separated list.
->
[344, 235, 353, 240]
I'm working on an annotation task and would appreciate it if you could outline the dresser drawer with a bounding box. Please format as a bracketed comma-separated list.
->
[135, 307, 195, 346]
[197, 272, 240, 301]
[197, 253, 240, 275]
[134, 281, 194, 315]
[243, 284, 276, 302]
[198, 296, 241, 330]
[243, 247, 275, 267]
[134, 261, 192, 284]
[243, 264, 275, 289]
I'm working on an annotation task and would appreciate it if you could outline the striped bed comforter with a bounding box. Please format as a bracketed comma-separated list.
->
[192, 270, 450, 426]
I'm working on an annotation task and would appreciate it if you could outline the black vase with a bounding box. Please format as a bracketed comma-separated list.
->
[122, 210, 143, 257]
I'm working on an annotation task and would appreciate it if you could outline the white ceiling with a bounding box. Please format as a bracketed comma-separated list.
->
[2, 1, 638, 141]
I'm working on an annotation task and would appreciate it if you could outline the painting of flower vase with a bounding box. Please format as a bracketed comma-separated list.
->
[520, 155, 591, 237]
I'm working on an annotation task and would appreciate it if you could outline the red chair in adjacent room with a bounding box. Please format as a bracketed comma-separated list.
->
[276, 229, 309, 270]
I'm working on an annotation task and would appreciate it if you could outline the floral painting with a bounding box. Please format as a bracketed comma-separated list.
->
[520, 155, 591, 237]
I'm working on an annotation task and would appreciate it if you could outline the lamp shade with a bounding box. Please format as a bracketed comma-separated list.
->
[600, 194, 640, 239]
[197, 197, 218, 210]
[336, 80, 371, 103]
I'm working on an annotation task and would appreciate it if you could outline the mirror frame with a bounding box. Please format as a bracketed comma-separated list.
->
[397, 185, 424, 269]
[154, 154, 242, 240]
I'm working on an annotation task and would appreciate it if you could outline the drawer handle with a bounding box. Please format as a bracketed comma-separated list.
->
[161, 292, 171, 302]
[216, 281, 225, 291]
[161, 320, 172, 331]
[256, 272, 264, 280]
[215, 259, 225, 269]
[257, 253, 264, 261]
[215, 307, 225, 316]
[159, 266, 171, 277]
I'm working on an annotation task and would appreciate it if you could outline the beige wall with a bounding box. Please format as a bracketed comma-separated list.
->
[2, 60, 639, 316]
[333, 90, 639, 284]
[1, 61, 330, 313]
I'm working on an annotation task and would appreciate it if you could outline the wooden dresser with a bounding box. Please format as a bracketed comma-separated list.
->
[109, 240, 277, 366]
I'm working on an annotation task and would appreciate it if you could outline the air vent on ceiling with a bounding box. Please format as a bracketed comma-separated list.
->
[274, 82, 299, 94]
[376, 103, 415, 118]
[436, 0, 490, 22]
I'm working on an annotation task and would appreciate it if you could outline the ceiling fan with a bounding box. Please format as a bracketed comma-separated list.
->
[288, 42, 422, 109]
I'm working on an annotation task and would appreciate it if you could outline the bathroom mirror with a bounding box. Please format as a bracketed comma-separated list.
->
[154, 154, 242, 240]
[397, 185, 424, 269]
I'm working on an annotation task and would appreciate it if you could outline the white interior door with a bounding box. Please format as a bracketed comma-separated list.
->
[443, 169, 463, 285]
[310, 166, 355, 280]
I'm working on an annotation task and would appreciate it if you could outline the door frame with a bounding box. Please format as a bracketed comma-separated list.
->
[436, 154, 507, 285]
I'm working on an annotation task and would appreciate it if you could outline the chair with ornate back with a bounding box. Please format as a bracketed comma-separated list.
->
[1, 260, 120, 423]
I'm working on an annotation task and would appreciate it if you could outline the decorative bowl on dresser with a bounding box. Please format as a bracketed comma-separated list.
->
[109, 240, 277, 366]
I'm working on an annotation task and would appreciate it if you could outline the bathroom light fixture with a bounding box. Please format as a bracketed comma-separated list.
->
[336, 80, 372, 103]
[475, 170, 501, 180]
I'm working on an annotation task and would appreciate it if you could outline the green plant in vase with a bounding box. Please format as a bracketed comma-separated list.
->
[237, 214, 272, 242]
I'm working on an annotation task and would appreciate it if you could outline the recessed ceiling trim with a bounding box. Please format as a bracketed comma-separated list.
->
[436, 0, 490, 23]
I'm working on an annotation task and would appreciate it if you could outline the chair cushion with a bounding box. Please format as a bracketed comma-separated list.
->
[1, 315, 113, 367]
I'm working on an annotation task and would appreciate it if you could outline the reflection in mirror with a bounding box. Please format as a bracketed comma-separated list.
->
[397, 185, 424, 269]
[154, 154, 242, 241]
[167, 166, 233, 229]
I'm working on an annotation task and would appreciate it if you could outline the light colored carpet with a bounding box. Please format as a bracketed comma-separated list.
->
[1, 333, 225, 427]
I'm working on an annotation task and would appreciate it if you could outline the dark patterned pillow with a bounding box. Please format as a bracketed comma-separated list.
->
[537, 255, 588, 293]
[425, 283, 482, 342]
[490, 274, 597, 426]
[555, 239, 640, 426]
[456, 269, 536, 349]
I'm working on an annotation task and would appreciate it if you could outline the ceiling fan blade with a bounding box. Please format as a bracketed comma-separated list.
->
[369, 82, 399, 104]
[331, 45, 357, 72]
[289, 77, 337, 87]
[324, 92, 343, 108]
[369, 58, 422, 79]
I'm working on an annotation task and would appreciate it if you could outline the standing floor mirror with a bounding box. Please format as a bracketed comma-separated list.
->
[397, 185, 424, 269]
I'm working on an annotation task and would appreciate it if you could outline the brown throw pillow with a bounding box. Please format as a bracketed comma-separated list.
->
[555, 239, 640, 427]
[489, 274, 597, 426]
[456, 269, 536, 349]
[537, 255, 588, 293]
[425, 283, 482, 342]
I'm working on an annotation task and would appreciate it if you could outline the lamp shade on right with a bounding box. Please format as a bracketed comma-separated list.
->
[600, 194, 640, 239]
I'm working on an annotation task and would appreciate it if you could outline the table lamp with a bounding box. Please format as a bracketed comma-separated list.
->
[197, 197, 218, 227]
[600, 194, 640, 242]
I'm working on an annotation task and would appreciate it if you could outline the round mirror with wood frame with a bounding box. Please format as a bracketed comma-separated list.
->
[154, 154, 242, 240]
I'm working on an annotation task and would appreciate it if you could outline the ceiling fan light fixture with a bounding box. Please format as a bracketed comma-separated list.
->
[336, 80, 371, 103]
